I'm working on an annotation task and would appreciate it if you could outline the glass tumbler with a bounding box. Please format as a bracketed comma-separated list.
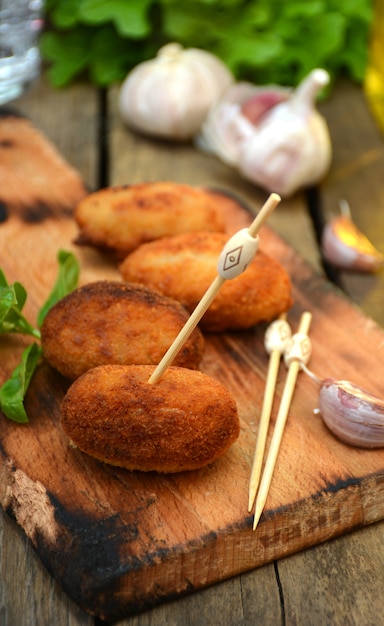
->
[0, 0, 45, 105]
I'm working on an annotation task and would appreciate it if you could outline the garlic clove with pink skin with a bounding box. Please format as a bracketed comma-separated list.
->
[322, 216, 384, 271]
[318, 378, 384, 448]
[118, 43, 234, 141]
[271, 317, 384, 449]
[195, 82, 290, 166]
[196, 69, 332, 197]
[321, 200, 384, 272]
[300, 362, 384, 448]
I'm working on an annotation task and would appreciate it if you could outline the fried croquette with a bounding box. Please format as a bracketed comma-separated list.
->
[41, 281, 204, 380]
[74, 181, 226, 258]
[61, 364, 239, 473]
[119, 231, 293, 332]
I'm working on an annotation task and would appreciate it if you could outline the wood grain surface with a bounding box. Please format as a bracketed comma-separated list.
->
[1, 112, 384, 621]
[2, 78, 384, 626]
[318, 79, 384, 325]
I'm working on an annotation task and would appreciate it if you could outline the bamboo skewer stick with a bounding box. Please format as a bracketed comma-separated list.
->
[252, 311, 312, 531]
[246, 193, 281, 237]
[147, 193, 281, 385]
[248, 348, 281, 510]
[147, 275, 224, 385]
[248, 313, 290, 512]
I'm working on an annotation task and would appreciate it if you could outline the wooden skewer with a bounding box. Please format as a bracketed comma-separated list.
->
[147, 193, 281, 385]
[252, 311, 312, 531]
[248, 313, 289, 512]
[247, 193, 281, 237]
[147, 275, 224, 385]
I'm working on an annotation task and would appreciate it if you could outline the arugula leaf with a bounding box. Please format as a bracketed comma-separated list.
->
[0, 343, 43, 423]
[0, 271, 40, 338]
[37, 250, 80, 328]
[0, 250, 80, 423]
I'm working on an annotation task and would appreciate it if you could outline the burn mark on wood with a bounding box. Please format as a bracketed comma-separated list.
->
[1, 462, 141, 619]
[321, 475, 361, 494]
[34, 496, 146, 619]
[0, 139, 13, 149]
[21, 202, 60, 223]
[0, 201, 8, 222]
[29, 490, 224, 620]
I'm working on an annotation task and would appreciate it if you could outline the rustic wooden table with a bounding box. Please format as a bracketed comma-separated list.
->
[1, 76, 384, 626]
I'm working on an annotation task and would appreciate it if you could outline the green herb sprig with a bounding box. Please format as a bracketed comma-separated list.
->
[0, 270, 41, 339]
[0, 250, 79, 423]
[41, 0, 373, 90]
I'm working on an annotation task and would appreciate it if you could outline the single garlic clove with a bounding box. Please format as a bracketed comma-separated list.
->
[321, 215, 384, 272]
[318, 378, 384, 448]
[119, 43, 234, 140]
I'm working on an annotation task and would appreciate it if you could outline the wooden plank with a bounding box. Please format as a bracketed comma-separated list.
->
[318, 79, 384, 327]
[275, 79, 384, 626]
[279, 521, 384, 625]
[1, 166, 384, 620]
[0, 512, 94, 626]
[107, 86, 326, 595]
[2, 80, 380, 624]
[116, 565, 282, 626]
[0, 79, 100, 626]
[11, 76, 100, 191]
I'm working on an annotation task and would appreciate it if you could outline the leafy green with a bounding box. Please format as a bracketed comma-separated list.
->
[41, 28, 92, 87]
[0, 270, 40, 338]
[77, 0, 153, 38]
[41, 0, 373, 89]
[0, 344, 43, 423]
[37, 249, 80, 327]
[0, 250, 80, 423]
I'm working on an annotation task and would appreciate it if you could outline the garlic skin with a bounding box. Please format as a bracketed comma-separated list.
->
[196, 69, 332, 197]
[318, 378, 384, 448]
[195, 82, 290, 166]
[118, 43, 234, 140]
[321, 215, 384, 272]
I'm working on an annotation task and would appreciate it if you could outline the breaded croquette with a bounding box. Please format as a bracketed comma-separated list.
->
[61, 364, 239, 473]
[41, 281, 204, 379]
[119, 231, 293, 332]
[74, 181, 226, 258]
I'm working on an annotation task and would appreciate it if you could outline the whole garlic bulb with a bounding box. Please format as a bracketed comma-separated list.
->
[195, 82, 290, 167]
[196, 69, 332, 197]
[119, 43, 234, 140]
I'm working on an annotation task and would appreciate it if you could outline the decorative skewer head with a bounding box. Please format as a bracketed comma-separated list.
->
[283, 332, 312, 368]
[148, 193, 281, 384]
[217, 228, 259, 279]
[264, 317, 292, 355]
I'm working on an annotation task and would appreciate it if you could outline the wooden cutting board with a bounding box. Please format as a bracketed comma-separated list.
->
[1, 113, 384, 622]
